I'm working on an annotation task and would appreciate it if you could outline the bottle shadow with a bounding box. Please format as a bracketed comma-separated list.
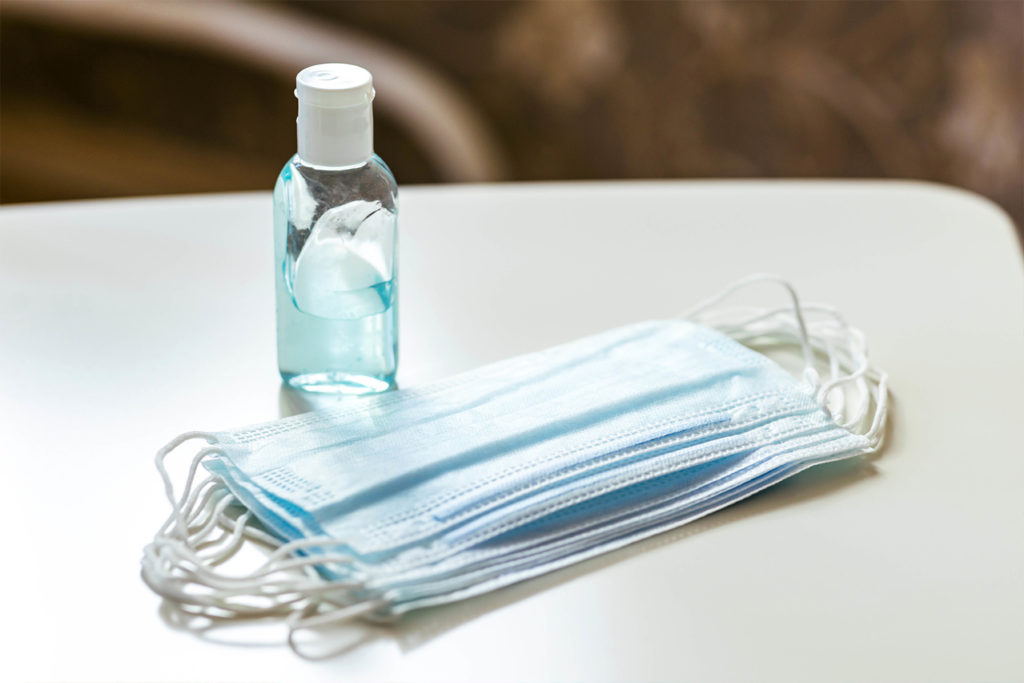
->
[156, 394, 895, 660]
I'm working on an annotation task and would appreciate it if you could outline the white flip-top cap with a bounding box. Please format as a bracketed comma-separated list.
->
[295, 64, 375, 167]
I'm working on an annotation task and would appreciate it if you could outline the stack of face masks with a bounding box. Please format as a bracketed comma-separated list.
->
[142, 275, 888, 654]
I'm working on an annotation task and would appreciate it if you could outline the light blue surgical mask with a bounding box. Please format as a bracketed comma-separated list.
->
[204, 321, 824, 558]
[142, 276, 888, 654]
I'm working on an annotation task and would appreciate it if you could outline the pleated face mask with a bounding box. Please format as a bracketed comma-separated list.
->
[142, 276, 888, 655]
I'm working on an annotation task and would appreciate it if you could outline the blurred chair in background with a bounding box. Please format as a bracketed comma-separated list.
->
[2, 0, 1021, 236]
[1, 0, 507, 201]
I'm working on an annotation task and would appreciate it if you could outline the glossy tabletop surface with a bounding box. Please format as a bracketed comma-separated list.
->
[1, 181, 1022, 682]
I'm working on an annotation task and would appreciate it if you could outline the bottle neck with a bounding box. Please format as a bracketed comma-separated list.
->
[296, 101, 373, 168]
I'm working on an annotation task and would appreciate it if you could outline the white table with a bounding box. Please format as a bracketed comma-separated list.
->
[1, 181, 1022, 682]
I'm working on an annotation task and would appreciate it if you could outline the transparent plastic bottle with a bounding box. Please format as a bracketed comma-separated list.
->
[274, 64, 398, 394]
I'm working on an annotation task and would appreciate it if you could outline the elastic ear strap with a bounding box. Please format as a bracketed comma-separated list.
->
[142, 434, 372, 634]
[709, 311, 885, 445]
[287, 599, 388, 660]
[687, 276, 889, 450]
[686, 274, 818, 385]
[155, 432, 218, 538]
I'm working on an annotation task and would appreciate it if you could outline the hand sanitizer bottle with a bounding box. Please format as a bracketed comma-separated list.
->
[274, 64, 398, 394]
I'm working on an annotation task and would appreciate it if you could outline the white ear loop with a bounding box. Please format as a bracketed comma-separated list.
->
[686, 274, 820, 389]
[143, 432, 382, 652]
[286, 599, 389, 660]
[685, 275, 889, 450]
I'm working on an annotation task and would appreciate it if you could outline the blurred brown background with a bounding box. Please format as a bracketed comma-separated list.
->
[2, 0, 1022, 233]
